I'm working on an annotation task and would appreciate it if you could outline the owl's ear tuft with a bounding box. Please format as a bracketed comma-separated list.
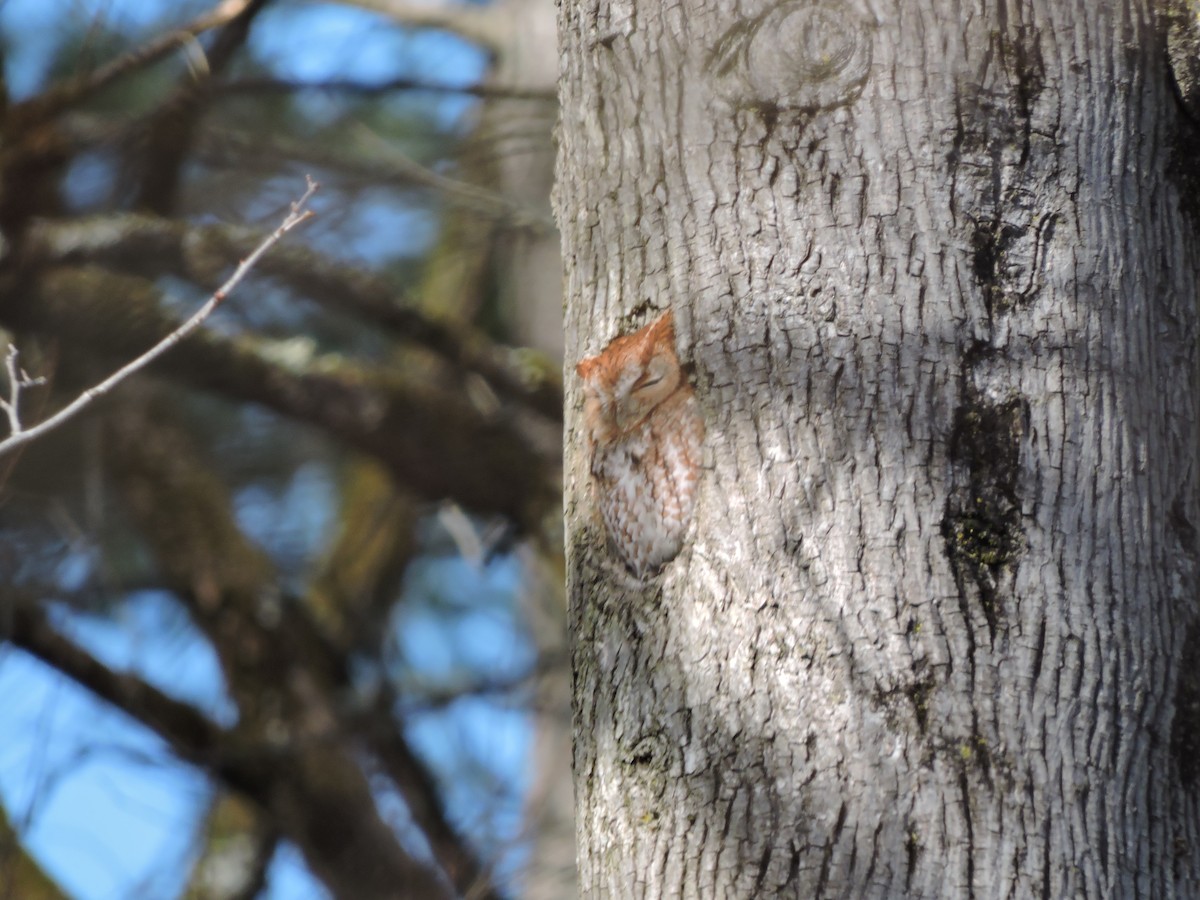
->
[645, 310, 675, 345]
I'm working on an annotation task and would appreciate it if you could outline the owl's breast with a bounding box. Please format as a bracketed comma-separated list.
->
[589, 400, 703, 578]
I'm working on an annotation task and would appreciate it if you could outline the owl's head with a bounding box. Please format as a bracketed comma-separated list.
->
[576, 310, 683, 440]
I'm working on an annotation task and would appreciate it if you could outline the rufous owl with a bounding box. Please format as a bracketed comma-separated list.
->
[575, 310, 704, 579]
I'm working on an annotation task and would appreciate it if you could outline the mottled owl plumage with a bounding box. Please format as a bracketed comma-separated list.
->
[575, 310, 704, 578]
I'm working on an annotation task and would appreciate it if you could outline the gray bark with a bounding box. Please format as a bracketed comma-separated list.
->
[559, 0, 1200, 897]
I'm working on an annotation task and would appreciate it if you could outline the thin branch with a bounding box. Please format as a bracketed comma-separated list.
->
[13, 265, 556, 522]
[351, 123, 553, 230]
[188, 123, 555, 232]
[132, 0, 271, 213]
[95, 405, 489, 898]
[0, 177, 318, 458]
[334, 0, 514, 54]
[7, 0, 260, 129]
[2, 600, 226, 760]
[393, 665, 550, 715]
[2, 596, 454, 899]
[353, 687, 506, 900]
[0, 347, 46, 436]
[26, 213, 564, 420]
[218, 75, 555, 103]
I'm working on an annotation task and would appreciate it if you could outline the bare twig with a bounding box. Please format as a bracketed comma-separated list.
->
[26, 213, 564, 420]
[0, 346, 47, 436]
[0, 177, 319, 458]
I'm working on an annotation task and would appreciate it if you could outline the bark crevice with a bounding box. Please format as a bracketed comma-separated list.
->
[1171, 619, 1200, 787]
[942, 360, 1028, 640]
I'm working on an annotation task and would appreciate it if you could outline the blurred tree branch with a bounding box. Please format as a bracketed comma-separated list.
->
[131, 0, 272, 212]
[4, 599, 228, 760]
[219, 75, 556, 102]
[102, 396, 503, 898]
[183, 793, 278, 900]
[7, 0, 263, 130]
[5, 595, 463, 899]
[0, 804, 69, 900]
[0, 263, 557, 523]
[337, 0, 522, 56]
[0, 0, 566, 893]
[0, 177, 316, 458]
[2, 388, 511, 899]
[308, 458, 422, 649]
[23, 212, 563, 420]
[193, 123, 556, 230]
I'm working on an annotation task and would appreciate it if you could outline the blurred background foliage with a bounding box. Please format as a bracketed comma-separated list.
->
[0, 1, 569, 897]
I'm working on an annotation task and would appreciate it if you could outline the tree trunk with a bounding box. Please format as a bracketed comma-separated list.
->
[558, 1, 1200, 897]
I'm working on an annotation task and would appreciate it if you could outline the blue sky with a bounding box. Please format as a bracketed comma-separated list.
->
[0, 2, 534, 897]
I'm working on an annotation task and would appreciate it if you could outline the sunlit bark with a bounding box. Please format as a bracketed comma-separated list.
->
[560, 1, 1200, 896]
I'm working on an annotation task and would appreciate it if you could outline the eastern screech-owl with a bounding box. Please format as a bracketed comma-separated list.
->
[575, 310, 704, 579]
